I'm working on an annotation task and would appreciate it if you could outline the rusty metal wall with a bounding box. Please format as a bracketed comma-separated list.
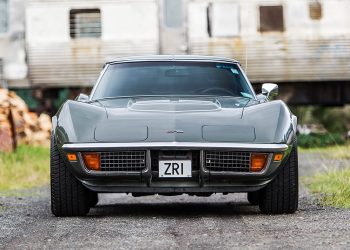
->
[189, 37, 350, 82]
[188, 0, 350, 82]
[25, 0, 350, 87]
[27, 40, 159, 87]
[188, 0, 350, 83]
[26, 0, 159, 87]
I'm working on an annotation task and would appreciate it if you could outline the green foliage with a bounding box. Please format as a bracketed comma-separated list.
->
[290, 106, 315, 125]
[306, 169, 350, 208]
[311, 107, 348, 133]
[0, 145, 49, 191]
[13, 89, 39, 110]
[298, 133, 345, 148]
[54, 88, 70, 110]
[291, 106, 350, 135]
[299, 144, 350, 160]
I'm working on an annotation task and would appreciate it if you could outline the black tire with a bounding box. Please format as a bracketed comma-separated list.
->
[247, 191, 259, 205]
[89, 192, 99, 207]
[258, 138, 299, 214]
[50, 134, 92, 216]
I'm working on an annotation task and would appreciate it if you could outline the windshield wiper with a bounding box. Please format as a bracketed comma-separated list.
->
[240, 98, 252, 119]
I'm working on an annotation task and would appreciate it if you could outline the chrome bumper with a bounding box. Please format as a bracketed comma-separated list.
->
[61, 142, 291, 193]
[62, 142, 288, 152]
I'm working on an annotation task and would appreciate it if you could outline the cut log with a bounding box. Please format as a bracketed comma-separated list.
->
[38, 113, 52, 132]
[0, 88, 52, 151]
[0, 121, 14, 152]
[8, 91, 28, 112]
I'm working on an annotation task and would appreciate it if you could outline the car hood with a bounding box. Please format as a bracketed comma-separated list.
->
[56, 97, 295, 145]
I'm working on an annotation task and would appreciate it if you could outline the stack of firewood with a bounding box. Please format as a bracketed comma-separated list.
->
[0, 88, 51, 152]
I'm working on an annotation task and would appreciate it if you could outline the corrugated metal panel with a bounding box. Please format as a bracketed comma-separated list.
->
[26, 0, 159, 87]
[189, 37, 350, 82]
[27, 40, 158, 86]
[26, 0, 350, 87]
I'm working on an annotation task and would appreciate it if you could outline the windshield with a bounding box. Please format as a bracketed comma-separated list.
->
[92, 61, 255, 100]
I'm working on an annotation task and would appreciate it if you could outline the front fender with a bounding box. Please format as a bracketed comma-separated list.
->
[54, 100, 107, 146]
[242, 100, 297, 145]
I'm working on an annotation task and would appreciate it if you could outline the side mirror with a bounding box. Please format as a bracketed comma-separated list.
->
[261, 83, 278, 100]
[76, 93, 89, 102]
[256, 93, 267, 103]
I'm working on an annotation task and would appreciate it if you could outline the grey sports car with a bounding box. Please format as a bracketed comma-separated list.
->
[51, 55, 298, 216]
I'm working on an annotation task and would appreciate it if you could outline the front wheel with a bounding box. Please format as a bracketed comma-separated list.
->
[258, 138, 299, 214]
[247, 191, 259, 205]
[50, 134, 93, 216]
[89, 192, 99, 207]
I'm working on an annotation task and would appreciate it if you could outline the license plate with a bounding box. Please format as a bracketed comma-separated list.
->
[159, 160, 192, 178]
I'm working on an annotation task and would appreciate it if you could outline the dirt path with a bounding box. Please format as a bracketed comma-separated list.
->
[0, 152, 350, 249]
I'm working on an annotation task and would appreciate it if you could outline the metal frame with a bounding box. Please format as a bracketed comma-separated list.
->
[74, 150, 275, 176]
[65, 147, 285, 193]
[106, 55, 239, 65]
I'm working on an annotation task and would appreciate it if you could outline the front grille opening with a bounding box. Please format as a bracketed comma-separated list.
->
[99, 151, 146, 172]
[151, 150, 200, 171]
[205, 151, 251, 172]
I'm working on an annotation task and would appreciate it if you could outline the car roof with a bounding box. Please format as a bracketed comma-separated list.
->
[106, 55, 239, 65]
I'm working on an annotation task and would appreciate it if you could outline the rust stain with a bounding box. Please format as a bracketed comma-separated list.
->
[232, 38, 243, 50]
[70, 39, 102, 62]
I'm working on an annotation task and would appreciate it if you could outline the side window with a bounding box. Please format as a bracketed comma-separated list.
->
[0, 0, 8, 33]
[207, 2, 240, 37]
[309, 2, 322, 20]
[70, 9, 101, 38]
[259, 5, 284, 32]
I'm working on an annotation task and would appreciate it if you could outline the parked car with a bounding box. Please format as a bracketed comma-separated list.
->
[51, 55, 298, 216]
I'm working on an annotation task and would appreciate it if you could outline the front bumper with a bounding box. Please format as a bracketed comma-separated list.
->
[61, 142, 291, 193]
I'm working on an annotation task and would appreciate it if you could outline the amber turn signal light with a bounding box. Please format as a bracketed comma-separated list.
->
[250, 153, 268, 172]
[67, 153, 77, 161]
[274, 153, 284, 161]
[82, 153, 100, 171]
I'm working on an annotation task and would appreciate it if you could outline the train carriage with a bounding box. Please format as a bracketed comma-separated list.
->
[3, 0, 350, 104]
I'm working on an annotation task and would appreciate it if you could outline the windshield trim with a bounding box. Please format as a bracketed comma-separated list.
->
[236, 63, 257, 101]
[89, 64, 109, 101]
[89, 94, 255, 103]
[89, 61, 257, 101]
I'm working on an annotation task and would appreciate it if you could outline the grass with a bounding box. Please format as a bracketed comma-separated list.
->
[0, 145, 50, 191]
[299, 144, 350, 160]
[306, 169, 350, 209]
[301, 144, 350, 208]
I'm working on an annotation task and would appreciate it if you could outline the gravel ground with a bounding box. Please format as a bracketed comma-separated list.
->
[0, 152, 350, 250]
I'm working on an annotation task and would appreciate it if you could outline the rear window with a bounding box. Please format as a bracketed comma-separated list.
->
[92, 61, 254, 99]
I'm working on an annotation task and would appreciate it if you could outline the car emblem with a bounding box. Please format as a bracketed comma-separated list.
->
[166, 130, 184, 134]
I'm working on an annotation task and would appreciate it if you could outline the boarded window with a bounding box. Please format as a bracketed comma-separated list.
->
[0, 0, 8, 33]
[309, 2, 322, 20]
[70, 9, 101, 38]
[207, 2, 240, 37]
[164, 0, 183, 28]
[259, 6, 284, 32]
